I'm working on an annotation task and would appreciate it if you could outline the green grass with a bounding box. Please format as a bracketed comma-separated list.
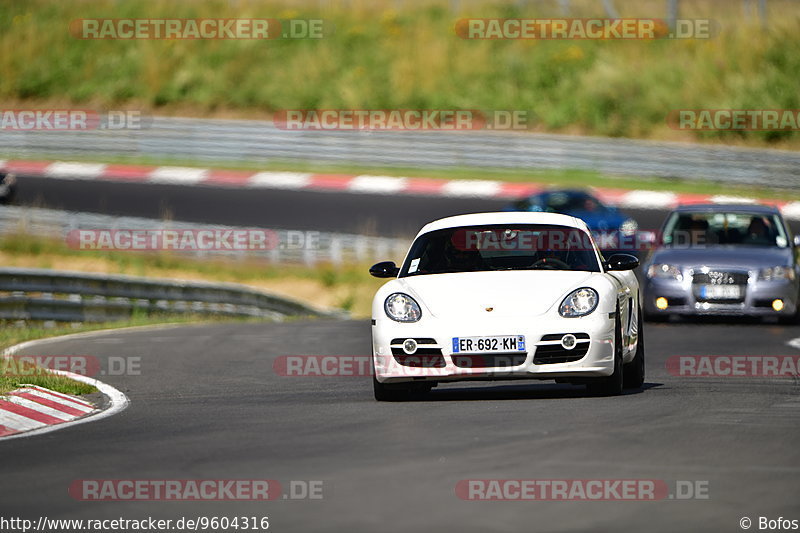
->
[0, 231, 373, 284]
[0, 231, 386, 316]
[0, 0, 798, 146]
[0, 368, 97, 396]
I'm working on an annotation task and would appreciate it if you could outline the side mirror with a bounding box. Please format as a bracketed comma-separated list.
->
[793, 235, 800, 248]
[369, 261, 400, 278]
[605, 253, 639, 271]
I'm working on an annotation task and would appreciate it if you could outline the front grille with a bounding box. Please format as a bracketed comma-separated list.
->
[692, 271, 749, 285]
[390, 338, 445, 367]
[452, 353, 527, 368]
[390, 338, 437, 345]
[692, 270, 748, 303]
[533, 333, 590, 365]
[391, 348, 446, 368]
[540, 333, 590, 342]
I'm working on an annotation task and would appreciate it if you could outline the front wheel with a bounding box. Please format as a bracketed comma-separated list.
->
[778, 291, 800, 325]
[373, 376, 411, 402]
[623, 310, 645, 389]
[587, 312, 624, 397]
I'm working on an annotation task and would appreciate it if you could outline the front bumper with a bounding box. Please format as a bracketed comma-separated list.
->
[644, 277, 798, 317]
[372, 313, 616, 384]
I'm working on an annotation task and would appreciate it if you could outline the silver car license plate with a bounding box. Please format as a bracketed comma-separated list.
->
[700, 285, 742, 300]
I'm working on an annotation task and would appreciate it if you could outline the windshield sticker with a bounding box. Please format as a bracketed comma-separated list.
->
[409, 258, 420, 273]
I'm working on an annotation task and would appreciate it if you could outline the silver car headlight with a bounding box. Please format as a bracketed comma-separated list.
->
[559, 288, 599, 318]
[758, 266, 796, 281]
[646, 263, 683, 281]
[384, 293, 422, 322]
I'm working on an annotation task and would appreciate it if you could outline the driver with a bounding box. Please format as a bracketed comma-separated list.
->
[444, 239, 485, 272]
[744, 216, 773, 245]
[533, 248, 569, 269]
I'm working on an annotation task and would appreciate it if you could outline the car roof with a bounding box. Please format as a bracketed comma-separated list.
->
[416, 211, 589, 237]
[672, 203, 780, 214]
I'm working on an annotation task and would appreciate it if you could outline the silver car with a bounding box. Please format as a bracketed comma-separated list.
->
[643, 204, 800, 323]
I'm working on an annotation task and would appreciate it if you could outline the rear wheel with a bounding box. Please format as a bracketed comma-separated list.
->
[587, 311, 624, 397]
[623, 310, 645, 389]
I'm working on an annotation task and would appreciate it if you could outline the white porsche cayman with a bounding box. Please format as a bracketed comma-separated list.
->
[369, 212, 644, 401]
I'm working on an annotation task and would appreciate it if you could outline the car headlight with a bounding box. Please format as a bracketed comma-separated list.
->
[758, 266, 796, 281]
[559, 288, 599, 318]
[384, 293, 422, 322]
[646, 263, 683, 281]
[620, 218, 638, 235]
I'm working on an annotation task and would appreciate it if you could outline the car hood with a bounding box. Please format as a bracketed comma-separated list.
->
[396, 270, 595, 318]
[649, 246, 794, 270]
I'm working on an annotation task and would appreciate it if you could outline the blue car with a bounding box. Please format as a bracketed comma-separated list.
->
[506, 189, 638, 234]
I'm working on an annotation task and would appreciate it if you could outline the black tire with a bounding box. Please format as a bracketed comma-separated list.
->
[373, 376, 410, 402]
[623, 310, 645, 389]
[587, 311, 624, 397]
[778, 291, 800, 325]
[643, 309, 668, 323]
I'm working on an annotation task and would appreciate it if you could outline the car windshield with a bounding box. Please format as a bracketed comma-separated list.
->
[543, 192, 607, 213]
[662, 211, 789, 248]
[399, 224, 601, 277]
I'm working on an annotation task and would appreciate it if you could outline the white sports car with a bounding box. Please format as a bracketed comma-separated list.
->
[369, 212, 644, 401]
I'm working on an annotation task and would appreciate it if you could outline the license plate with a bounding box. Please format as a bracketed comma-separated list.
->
[452, 335, 526, 354]
[700, 285, 742, 299]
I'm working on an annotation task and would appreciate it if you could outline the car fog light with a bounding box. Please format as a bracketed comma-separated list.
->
[561, 334, 577, 350]
[656, 297, 669, 310]
[772, 299, 785, 312]
[403, 338, 418, 354]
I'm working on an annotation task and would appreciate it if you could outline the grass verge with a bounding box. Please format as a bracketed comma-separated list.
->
[0, 232, 385, 318]
[2, 0, 799, 147]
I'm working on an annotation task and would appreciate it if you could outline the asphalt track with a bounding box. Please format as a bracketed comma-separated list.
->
[1, 319, 799, 532]
[16, 174, 672, 236]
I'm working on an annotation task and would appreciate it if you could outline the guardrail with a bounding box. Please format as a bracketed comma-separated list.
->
[0, 205, 410, 266]
[2, 116, 799, 188]
[0, 268, 341, 323]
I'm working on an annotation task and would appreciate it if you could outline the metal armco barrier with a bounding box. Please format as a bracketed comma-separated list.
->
[0, 268, 340, 322]
[1, 116, 799, 188]
[0, 205, 410, 266]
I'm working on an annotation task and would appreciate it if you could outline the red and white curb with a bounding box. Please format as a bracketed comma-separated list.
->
[1, 335, 130, 441]
[0, 385, 96, 437]
[2, 158, 798, 219]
